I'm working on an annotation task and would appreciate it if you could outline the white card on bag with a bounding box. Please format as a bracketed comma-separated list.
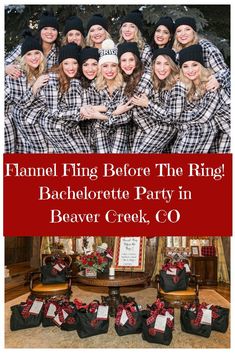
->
[46, 303, 57, 318]
[154, 315, 167, 332]
[53, 309, 69, 326]
[53, 263, 65, 272]
[201, 309, 212, 325]
[184, 264, 191, 273]
[166, 268, 177, 275]
[97, 305, 109, 320]
[120, 309, 128, 325]
[29, 300, 43, 315]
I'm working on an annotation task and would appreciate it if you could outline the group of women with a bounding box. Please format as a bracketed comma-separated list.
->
[5, 9, 230, 154]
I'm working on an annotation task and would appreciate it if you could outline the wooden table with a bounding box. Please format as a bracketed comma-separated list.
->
[77, 272, 149, 316]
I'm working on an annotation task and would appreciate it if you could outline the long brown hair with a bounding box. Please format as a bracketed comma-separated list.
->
[50, 62, 79, 94]
[120, 55, 144, 97]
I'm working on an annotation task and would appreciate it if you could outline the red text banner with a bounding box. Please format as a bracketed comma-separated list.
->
[3, 153, 232, 237]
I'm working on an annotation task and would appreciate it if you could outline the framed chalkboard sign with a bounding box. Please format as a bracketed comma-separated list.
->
[113, 237, 146, 272]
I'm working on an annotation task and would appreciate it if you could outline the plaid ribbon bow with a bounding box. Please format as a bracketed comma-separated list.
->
[115, 303, 137, 327]
[191, 302, 219, 326]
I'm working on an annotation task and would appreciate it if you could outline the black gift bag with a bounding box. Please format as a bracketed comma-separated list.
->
[41, 264, 68, 284]
[142, 321, 173, 345]
[115, 302, 143, 336]
[211, 306, 230, 333]
[159, 268, 188, 292]
[141, 303, 174, 346]
[180, 307, 211, 338]
[10, 302, 42, 331]
[60, 303, 79, 331]
[77, 301, 109, 338]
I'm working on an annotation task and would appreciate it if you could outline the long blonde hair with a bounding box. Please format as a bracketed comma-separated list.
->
[20, 52, 46, 85]
[173, 31, 199, 52]
[118, 26, 145, 51]
[180, 64, 212, 102]
[152, 55, 179, 92]
[96, 64, 124, 92]
[86, 30, 111, 47]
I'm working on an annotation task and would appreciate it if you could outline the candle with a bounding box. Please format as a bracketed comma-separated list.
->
[109, 266, 115, 278]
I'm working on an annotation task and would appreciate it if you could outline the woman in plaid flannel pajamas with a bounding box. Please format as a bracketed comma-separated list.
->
[86, 39, 133, 153]
[173, 17, 230, 152]
[37, 43, 106, 153]
[79, 46, 107, 152]
[118, 10, 152, 69]
[62, 16, 86, 48]
[5, 32, 50, 153]
[117, 41, 153, 151]
[86, 14, 112, 49]
[171, 45, 219, 153]
[131, 48, 182, 153]
[5, 10, 60, 79]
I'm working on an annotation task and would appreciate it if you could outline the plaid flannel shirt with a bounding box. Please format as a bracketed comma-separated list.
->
[5, 74, 49, 153]
[132, 82, 185, 153]
[80, 85, 101, 152]
[171, 90, 219, 154]
[86, 82, 131, 153]
[4, 113, 17, 153]
[140, 43, 153, 69]
[177, 90, 220, 124]
[38, 73, 90, 153]
[199, 39, 230, 90]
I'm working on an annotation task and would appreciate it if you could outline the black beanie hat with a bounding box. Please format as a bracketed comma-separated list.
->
[79, 46, 99, 65]
[38, 11, 59, 32]
[117, 42, 141, 60]
[87, 14, 109, 33]
[21, 29, 43, 57]
[152, 47, 177, 64]
[154, 16, 175, 35]
[179, 44, 204, 67]
[175, 17, 197, 32]
[64, 16, 85, 37]
[59, 43, 81, 64]
[120, 10, 143, 33]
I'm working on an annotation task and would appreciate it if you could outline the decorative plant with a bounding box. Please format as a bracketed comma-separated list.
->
[76, 251, 109, 272]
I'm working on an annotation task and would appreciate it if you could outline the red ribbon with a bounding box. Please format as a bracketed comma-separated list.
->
[162, 261, 185, 272]
[21, 299, 34, 319]
[115, 303, 137, 327]
[74, 299, 88, 311]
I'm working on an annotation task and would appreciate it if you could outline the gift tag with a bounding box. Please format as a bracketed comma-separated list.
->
[29, 299, 43, 315]
[201, 309, 212, 325]
[46, 303, 57, 318]
[165, 311, 174, 321]
[166, 268, 177, 275]
[53, 310, 69, 326]
[154, 315, 167, 332]
[120, 309, 128, 325]
[184, 263, 191, 273]
[97, 305, 109, 320]
[53, 263, 65, 272]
